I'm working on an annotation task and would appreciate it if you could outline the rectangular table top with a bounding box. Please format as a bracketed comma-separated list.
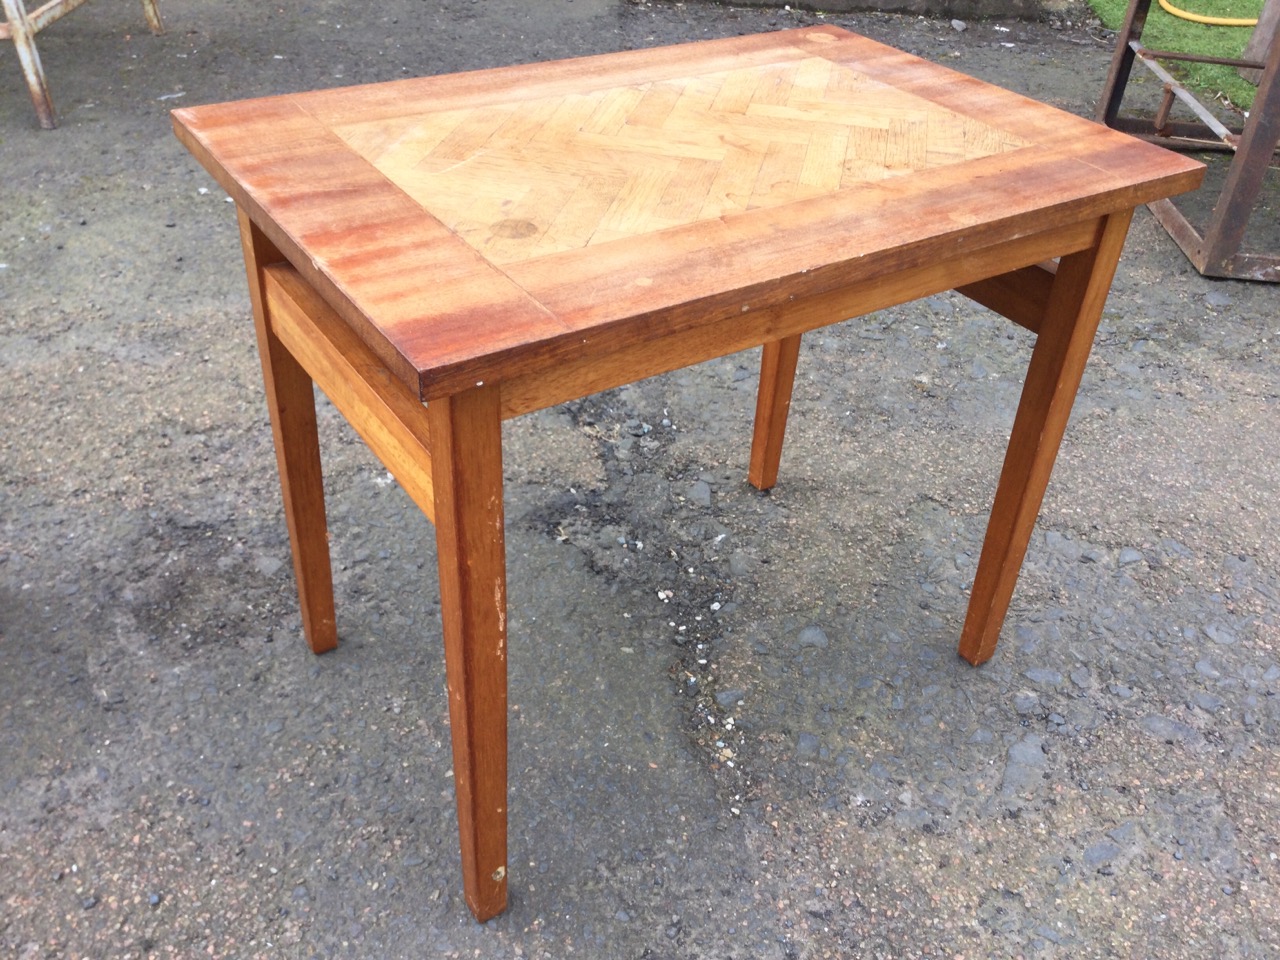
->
[172, 26, 1202, 401]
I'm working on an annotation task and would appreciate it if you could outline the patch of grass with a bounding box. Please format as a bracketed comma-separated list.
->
[1087, 0, 1265, 111]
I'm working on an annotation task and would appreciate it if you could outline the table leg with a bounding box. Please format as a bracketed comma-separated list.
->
[2, 0, 56, 128]
[748, 334, 802, 491]
[959, 210, 1134, 666]
[428, 384, 508, 922]
[238, 210, 338, 654]
[140, 0, 164, 34]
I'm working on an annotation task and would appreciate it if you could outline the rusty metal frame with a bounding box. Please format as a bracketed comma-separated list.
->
[1, 0, 163, 129]
[1097, 0, 1280, 281]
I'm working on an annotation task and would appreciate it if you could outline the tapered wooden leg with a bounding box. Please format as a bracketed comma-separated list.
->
[748, 334, 802, 491]
[238, 209, 338, 654]
[429, 384, 508, 923]
[959, 210, 1134, 666]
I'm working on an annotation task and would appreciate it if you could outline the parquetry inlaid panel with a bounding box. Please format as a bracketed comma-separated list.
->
[332, 56, 1028, 266]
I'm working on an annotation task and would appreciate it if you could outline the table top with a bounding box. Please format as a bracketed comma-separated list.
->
[173, 26, 1202, 401]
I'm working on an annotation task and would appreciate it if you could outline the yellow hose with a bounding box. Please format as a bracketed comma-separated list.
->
[1156, 0, 1259, 26]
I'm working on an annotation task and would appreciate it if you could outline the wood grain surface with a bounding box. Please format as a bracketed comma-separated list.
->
[173, 26, 1202, 402]
[331, 56, 1027, 264]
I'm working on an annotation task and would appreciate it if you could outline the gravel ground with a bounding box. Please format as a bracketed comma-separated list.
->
[2, 1, 1278, 958]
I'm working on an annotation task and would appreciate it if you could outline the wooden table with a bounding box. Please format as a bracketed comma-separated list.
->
[172, 26, 1202, 922]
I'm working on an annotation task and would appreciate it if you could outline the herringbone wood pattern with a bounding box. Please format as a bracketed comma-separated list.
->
[333, 57, 1027, 265]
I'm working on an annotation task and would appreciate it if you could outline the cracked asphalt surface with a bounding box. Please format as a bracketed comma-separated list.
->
[2, 1, 1279, 957]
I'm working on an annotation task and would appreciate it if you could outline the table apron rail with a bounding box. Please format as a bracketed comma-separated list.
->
[500, 215, 1098, 419]
[262, 213, 1098, 505]
[956, 261, 1058, 333]
[264, 264, 438, 524]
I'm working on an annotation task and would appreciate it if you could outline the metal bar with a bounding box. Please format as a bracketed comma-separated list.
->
[1144, 199, 1280, 281]
[26, 0, 91, 33]
[1153, 84, 1176, 132]
[1, 0, 56, 127]
[140, 0, 162, 34]
[1130, 41, 1237, 145]
[1240, 0, 1280, 83]
[1099, 0, 1280, 281]
[1097, 0, 1154, 127]
[1107, 115, 1240, 149]
[1146, 197, 1207, 272]
[1137, 47, 1265, 71]
[1223, 252, 1280, 282]
[1198, 25, 1280, 274]
[4, 0, 164, 128]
